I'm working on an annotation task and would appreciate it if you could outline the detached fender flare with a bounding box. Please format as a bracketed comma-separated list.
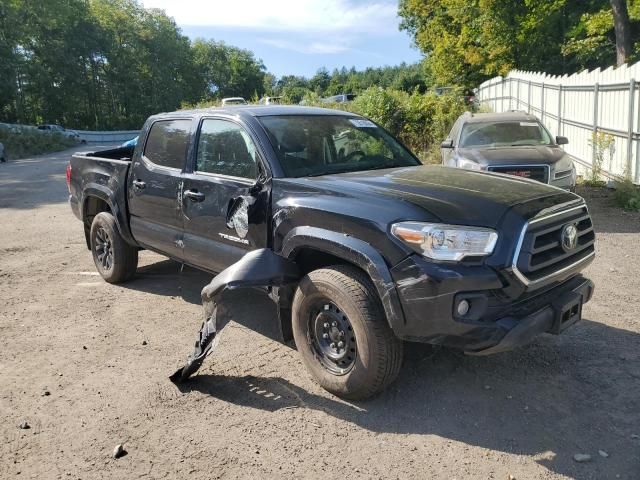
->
[280, 226, 406, 333]
[81, 185, 136, 246]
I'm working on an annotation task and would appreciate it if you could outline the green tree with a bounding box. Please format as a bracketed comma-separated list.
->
[192, 39, 265, 101]
[399, 0, 640, 87]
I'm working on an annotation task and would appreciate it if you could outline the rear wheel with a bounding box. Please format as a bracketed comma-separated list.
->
[292, 265, 403, 400]
[89, 212, 138, 283]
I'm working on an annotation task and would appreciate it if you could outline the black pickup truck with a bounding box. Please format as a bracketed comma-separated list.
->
[68, 106, 595, 399]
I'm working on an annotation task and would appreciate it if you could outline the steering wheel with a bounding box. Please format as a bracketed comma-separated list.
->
[344, 150, 366, 162]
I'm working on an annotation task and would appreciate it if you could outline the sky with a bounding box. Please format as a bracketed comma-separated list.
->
[140, 0, 422, 78]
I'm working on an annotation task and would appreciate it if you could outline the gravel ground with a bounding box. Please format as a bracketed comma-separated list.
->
[0, 147, 639, 479]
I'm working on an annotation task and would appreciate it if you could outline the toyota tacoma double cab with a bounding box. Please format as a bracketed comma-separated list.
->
[68, 106, 595, 399]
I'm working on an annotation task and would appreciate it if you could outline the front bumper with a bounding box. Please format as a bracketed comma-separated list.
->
[389, 254, 593, 354]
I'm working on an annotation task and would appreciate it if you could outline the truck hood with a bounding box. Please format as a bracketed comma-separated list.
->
[299, 165, 573, 227]
[457, 145, 567, 166]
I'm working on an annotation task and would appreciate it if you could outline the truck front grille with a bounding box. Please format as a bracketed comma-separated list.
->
[514, 203, 595, 284]
[488, 165, 549, 183]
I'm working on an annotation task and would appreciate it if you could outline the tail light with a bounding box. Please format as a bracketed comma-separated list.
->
[66, 163, 71, 192]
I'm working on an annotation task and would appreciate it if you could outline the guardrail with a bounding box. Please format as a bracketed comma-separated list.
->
[477, 61, 640, 183]
[0, 123, 139, 144]
[75, 130, 140, 143]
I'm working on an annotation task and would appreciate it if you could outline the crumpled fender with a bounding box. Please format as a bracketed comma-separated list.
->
[201, 248, 300, 317]
[280, 226, 406, 333]
[171, 249, 300, 383]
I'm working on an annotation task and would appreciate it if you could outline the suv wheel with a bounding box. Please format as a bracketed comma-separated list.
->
[292, 265, 403, 400]
[89, 212, 138, 283]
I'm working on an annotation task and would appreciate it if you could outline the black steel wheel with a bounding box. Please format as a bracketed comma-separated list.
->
[308, 301, 357, 375]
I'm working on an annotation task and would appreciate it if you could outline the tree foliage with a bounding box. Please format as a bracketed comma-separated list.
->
[0, 0, 266, 129]
[399, 0, 640, 88]
[266, 63, 430, 102]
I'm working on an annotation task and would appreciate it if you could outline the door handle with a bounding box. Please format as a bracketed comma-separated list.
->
[132, 180, 146, 190]
[184, 189, 205, 202]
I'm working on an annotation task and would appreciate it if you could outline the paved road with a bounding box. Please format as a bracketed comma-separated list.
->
[0, 147, 639, 479]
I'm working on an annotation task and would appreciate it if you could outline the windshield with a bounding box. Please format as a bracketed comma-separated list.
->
[460, 121, 552, 147]
[258, 115, 420, 177]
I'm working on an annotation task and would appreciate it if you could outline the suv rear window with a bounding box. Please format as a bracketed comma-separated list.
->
[144, 119, 191, 169]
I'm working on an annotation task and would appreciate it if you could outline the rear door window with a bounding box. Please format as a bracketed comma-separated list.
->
[143, 119, 191, 169]
[195, 119, 257, 179]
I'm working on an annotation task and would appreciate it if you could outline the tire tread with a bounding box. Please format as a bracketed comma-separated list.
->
[294, 265, 403, 399]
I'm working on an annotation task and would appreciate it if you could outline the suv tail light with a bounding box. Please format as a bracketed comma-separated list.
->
[66, 163, 71, 192]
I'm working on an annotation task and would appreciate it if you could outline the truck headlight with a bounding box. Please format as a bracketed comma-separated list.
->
[391, 222, 498, 261]
[457, 157, 483, 171]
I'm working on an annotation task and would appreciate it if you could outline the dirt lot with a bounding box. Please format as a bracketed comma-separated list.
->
[0, 147, 639, 480]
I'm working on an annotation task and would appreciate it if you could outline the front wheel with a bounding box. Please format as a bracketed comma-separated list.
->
[89, 212, 138, 283]
[292, 265, 403, 400]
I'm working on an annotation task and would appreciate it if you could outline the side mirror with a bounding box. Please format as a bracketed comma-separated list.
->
[249, 165, 267, 195]
[441, 139, 454, 149]
[556, 136, 569, 145]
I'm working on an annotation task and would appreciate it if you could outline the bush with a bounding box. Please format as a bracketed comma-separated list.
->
[613, 177, 640, 211]
[0, 128, 77, 160]
[586, 131, 615, 186]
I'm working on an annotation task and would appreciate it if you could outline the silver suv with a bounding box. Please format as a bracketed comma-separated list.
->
[441, 111, 576, 190]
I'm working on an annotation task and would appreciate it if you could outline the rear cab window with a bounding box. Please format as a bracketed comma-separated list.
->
[143, 119, 192, 169]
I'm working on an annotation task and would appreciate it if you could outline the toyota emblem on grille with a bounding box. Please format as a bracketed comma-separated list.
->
[561, 224, 578, 251]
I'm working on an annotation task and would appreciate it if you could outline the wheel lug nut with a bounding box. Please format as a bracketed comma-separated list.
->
[323, 323, 329, 329]
[322, 333, 329, 339]
[339, 331, 345, 337]
[330, 343, 336, 349]
[332, 321, 337, 327]
[337, 341, 344, 348]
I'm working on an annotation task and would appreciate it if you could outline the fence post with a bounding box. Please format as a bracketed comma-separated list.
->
[541, 82, 545, 124]
[527, 80, 532, 113]
[627, 79, 636, 181]
[592, 83, 599, 166]
[557, 84, 563, 136]
[509, 78, 513, 110]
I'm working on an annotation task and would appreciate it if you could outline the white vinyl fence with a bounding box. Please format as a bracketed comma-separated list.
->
[476, 61, 640, 183]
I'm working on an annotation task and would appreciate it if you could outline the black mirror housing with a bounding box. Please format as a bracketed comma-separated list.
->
[441, 139, 454, 149]
[556, 136, 569, 145]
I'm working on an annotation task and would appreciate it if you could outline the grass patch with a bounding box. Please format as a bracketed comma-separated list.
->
[613, 177, 640, 211]
[0, 128, 78, 160]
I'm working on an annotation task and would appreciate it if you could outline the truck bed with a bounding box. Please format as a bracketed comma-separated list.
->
[75, 144, 135, 162]
[68, 146, 134, 246]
